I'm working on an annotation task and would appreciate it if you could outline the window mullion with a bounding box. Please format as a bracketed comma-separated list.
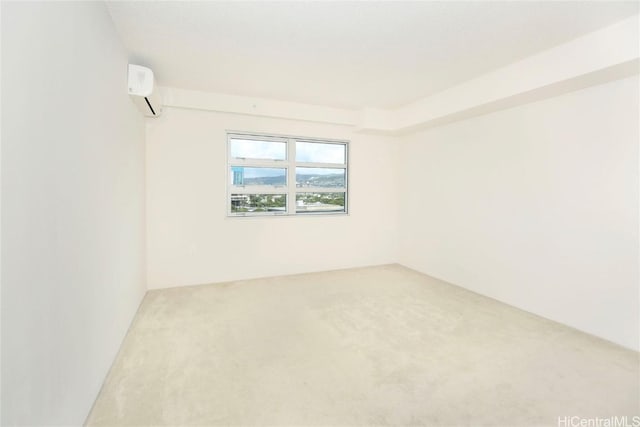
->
[287, 139, 296, 215]
[295, 162, 347, 169]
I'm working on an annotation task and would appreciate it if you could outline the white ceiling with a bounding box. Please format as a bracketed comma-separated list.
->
[107, 1, 638, 109]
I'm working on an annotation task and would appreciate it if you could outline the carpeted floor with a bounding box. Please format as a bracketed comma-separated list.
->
[86, 264, 639, 426]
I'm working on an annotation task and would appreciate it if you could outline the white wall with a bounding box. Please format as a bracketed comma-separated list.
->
[1, 2, 146, 425]
[399, 76, 639, 351]
[146, 107, 399, 288]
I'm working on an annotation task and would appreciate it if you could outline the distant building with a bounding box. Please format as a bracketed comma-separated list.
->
[296, 201, 342, 212]
[230, 194, 249, 210]
[232, 167, 244, 185]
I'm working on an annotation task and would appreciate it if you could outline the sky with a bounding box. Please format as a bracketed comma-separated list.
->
[230, 139, 346, 178]
[230, 139, 286, 160]
[296, 141, 345, 164]
[230, 139, 345, 163]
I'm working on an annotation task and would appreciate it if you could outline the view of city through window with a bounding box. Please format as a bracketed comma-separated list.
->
[228, 135, 348, 215]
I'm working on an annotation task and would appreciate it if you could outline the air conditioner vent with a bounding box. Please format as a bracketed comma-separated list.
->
[128, 64, 162, 117]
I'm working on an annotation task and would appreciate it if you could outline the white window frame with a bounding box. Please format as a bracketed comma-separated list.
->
[227, 132, 349, 217]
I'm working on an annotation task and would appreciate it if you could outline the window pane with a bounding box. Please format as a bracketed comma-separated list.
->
[230, 167, 286, 186]
[296, 167, 345, 188]
[230, 138, 286, 160]
[230, 194, 287, 214]
[296, 192, 345, 213]
[296, 142, 345, 164]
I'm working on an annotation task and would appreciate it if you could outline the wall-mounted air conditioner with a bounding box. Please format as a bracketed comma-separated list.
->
[128, 64, 162, 117]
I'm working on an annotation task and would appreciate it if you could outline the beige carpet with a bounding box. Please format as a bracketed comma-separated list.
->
[86, 264, 639, 426]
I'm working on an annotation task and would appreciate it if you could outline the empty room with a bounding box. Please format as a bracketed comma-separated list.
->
[1, 1, 639, 426]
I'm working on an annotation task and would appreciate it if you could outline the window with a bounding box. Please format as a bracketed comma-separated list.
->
[227, 133, 348, 216]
